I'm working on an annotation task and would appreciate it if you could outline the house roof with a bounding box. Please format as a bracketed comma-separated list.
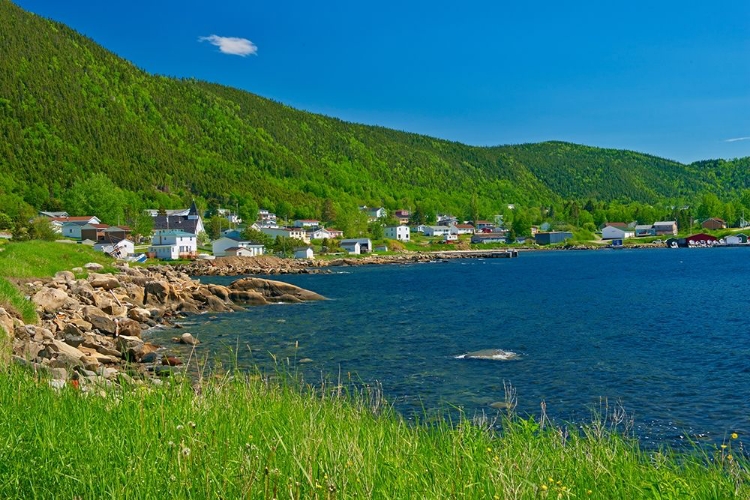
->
[341, 238, 370, 244]
[606, 222, 628, 229]
[155, 229, 195, 237]
[153, 215, 200, 234]
[455, 224, 475, 229]
[635, 225, 653, 230]
[654, 221, 676, 226]
[703, 217, 726, 223]
[52, 216, 98, 223]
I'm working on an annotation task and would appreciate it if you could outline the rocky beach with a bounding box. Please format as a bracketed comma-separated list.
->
[2, 261, 325, 390]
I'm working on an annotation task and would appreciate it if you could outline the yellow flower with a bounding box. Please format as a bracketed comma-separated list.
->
[728, 454, 734, 462]
[731, 432, 738, 440]
[541, 484, 548, 491]
[486, 447, 492, 452]
[587, 490, 593, 495]
[721, 444, 727, 449]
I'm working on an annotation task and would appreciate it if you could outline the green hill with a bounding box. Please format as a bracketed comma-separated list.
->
[0, 0, 746, 225]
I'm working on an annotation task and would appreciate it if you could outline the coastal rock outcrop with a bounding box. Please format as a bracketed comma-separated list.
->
[8, 263, 325, 389]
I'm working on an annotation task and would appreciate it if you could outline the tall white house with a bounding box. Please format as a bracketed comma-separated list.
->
[149, 230, 197, 260]
[384, 225, 410, 241]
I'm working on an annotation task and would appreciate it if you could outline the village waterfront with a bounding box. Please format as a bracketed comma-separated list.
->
[148, 247, 750, 448]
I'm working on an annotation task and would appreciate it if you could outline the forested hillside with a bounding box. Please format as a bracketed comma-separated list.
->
[0, 0, 747, 227]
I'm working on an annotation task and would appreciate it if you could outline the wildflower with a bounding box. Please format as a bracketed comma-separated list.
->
[728, 454, 733, 462]
[486, 447, 492, 452]
[731, 432, 738, 440]
[181, 447, 191, 457]
[721, 444, 727, 449]
[587, 490, 593, 495]
[541, 484, 548, 491]
[176, 424, 184, 431]
[188, 421, 196, 429]
[167, 441, 175, 448]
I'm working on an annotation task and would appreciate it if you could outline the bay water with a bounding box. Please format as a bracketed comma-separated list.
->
[146, 248, 750, 447]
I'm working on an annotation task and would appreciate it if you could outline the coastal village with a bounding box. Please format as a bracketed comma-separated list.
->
[24, 203, 748, 263]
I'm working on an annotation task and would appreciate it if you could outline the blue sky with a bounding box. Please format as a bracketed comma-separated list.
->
[15, 0, 750, 163]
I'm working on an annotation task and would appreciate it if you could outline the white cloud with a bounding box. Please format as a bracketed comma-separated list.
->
[199, 35, 257, 57]
[725, 136, 750, 143]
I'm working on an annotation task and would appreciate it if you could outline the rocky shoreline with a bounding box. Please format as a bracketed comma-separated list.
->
[1, 262, 325, 390]
[177, 243, 665, 276]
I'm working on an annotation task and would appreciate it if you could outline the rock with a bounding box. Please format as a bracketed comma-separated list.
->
[48, 339, 87, 361]
[208, 285, 230, 301]
[205, 295, 231, 312]
[177, 300, 201, 314]
[54, 270, 75, 283]
[84, 312, 118, 336]
[100, 302, 127, 318]
[140, 352, 158, 363]
[117, 318, 142, 338]
[0, 307, 17, 336]
[49, 379, 66, 390]
[179, 333, 200, 346]
[63, 334, 84, 348]
[89, 273, 120, 290]
[150, 365, 179, 377]
[84, 262, 104, 271]
[144, 281, 172, 304]
[162, 355, 183, 366]
[97, 367, 119, 379]
[298, 358, 313, 364]
[80, 355, 101, 370]
[490, 401, 513, 410]
[49, 367, 68, 381]
[32, 287, 71, 313]
[228, 290, 268, 305]
[228, 277, 326, 302]
[128, 307, 151, 323]
[458, 349, 521, 361]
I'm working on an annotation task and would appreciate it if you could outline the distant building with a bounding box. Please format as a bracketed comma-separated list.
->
[340, 238, 371, 255]
[149, 230, 197, 260]
[260, 227, 309, 243]
[653, 221, 678, 236]
[701, 218, 726, 230]
[450, 223, 475, 235]
[294, 247, 315, 259]
[535, 231, 573, 245]
[212, 237, 265, 257]
[635, 225, 656, 237]
[471, 233, 506, 244]
[151, 201, 204, 235]
[423, 226, 451, 237]
[601, 225, 634, 240]
[293, 219, 321, 229]
[384, 225, 410, 241]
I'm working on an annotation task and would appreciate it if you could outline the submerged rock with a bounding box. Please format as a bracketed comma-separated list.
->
[456, 349, 521, 361]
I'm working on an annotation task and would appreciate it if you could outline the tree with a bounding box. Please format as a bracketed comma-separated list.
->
[0, 212, 12, 230]
[63, 174, 125, 225]
[242, 228, 273, 247]
[321, 199, 336, 223]
[369, 221, 384, 240]
[206, 215, 225, 240]
[511, 211, 530, 238]
[28, 217, 57, 241]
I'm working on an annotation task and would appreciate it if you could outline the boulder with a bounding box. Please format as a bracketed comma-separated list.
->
[205, 295, 232, 312]
[0, 307, 17, 337]
[54, 270, 75, 283]
[84, 262, 104, 271]
[127, 307, 151, 323]
[48, 339, 87, 361]
[117, 318, 142, 338]
[179, 333, 199, 346]
[32, 287, 70, 313]
[208, 284, 230, 301]
[100, 302, 127, 318]
[87, 313, 118, 336]
[228, 290, 268, 305]
[228, 277, 326, 302]
[89, 273, 120, 290]
[144, 281, 171, 304]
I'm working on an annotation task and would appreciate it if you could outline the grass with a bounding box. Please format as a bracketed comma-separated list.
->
[0, 240, 116, 279]
[0, 277, 37, 324]
[0, 366, 746, 499]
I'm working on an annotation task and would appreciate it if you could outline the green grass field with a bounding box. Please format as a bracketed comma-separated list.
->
[0, 367, 746, 499]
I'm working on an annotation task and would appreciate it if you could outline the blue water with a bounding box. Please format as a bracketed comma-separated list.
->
[146, 248, 750, 446]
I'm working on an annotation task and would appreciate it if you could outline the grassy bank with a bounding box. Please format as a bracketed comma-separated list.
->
[0, 367, 746, 498]
[0, 240, 117, 327]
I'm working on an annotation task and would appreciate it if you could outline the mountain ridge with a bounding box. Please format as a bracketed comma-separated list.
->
[1, 0, 747, 224]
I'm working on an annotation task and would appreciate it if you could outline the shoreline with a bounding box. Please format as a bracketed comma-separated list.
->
[178, 242, 666, 276]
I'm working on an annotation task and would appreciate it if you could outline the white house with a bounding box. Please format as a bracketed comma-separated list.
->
[601, 225, 635, 240]
[149, 230, 197, 260]
[293, 219, 320, 229]
[424, 226, 451, 237]
[260, 227, 310, 243]
[443, 233, 458, 242]
[384, 225, 410, 241]
[308, 228, 333, 240]
[294, 247, 314, 259]
[360, 206, 386, 221]
[450, 224, 475, 235]
[212, 237, 265, 257]
[340, 238, 371, 255]
[55, 216, 101, 236]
